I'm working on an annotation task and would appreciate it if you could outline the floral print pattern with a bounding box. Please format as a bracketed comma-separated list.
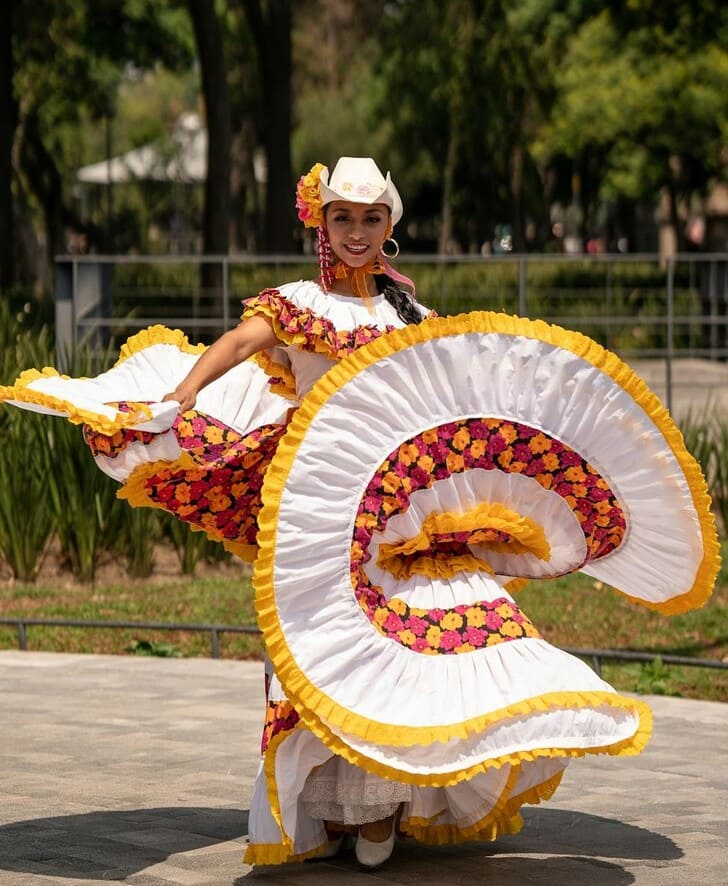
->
[85, 403, 286, 551]
[261, 699, 300, 753]
[350, 417, 626, 654]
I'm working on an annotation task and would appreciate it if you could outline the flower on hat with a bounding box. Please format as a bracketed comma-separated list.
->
[295, 162, 326, 228]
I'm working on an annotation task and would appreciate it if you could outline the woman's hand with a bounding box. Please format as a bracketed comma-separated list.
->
[162, 386, 197, 413]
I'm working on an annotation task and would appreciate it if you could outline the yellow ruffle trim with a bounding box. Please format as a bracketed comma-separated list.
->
[0, 325, 207, 434]
[250, 350, 299, 401]
[377, 501, 550, 580]
[117, 456, 257, 563]
[243, 840, 328, 866]
[0, 367, 154, 433]
[114, 324, 206, 365]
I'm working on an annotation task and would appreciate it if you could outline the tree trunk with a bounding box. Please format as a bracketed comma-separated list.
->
[439, 115, 459, 254]
[509, 141, 526, 253]
[243, 0, 293, 253]
[188, 0, 231, 326]
[0, 0, 17, 293]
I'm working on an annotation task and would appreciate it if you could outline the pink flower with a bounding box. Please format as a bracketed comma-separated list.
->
[384, 612, 404, 632]
[485, 611, 503, 631]
[439, 630, 461, 650]
[405, 615, 429, 636]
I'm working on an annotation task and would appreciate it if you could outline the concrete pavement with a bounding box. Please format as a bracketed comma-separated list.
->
[0, 651, 725, 886]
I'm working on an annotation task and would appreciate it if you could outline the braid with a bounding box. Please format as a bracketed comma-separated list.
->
[375, 275, 424, 325]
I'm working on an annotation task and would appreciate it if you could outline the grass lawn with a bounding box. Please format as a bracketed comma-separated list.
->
[1, 548, 726, 702]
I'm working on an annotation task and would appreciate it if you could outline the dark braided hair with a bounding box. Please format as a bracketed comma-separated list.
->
[375, 274, 424, 325]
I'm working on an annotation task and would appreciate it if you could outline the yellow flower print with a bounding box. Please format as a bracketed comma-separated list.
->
[230, 482, 249, 498]
[374, 607, 389, 626]
[542, 452, 560, 471]
[509, 461, 527, 474]
[452, 427, 471, 452]
[500, 620, 524, 638]
[454, 643, 475, 654]
[498, 449, 514, 468]
[536, 472, 553, 489]
[465, 606, 486, 627]
[485, 418, 501, 431]
[529, 433, 551, 454]
[565, 466, 586, 482]
[523, 622, 541, 638]
[420, 647, 438, 656]
[572, 483, 587, 498]
[204, 425, 224, 445]
[397, 629, 416, 646]
[176, 420, 192, 436]
[596, 515, 611, 528]
[595, 500, 612, 515]
[470, 438, 486, 459]
[417, 454, 435, 473]
[486, 633, 502, 647]
[446, 452, 464, 473]
[422, 428, 440, 444]
[496, 602, 514, 618]
[564, 495, 576, 509]
[389, 597, 407, 616]
[357, 513, 378, 529]
[595, 477, 609, 490]
[177, 504, 197, 518]
[500, 424, 517, 443]
[441, 612, 463, 630]
[425, 625, 442, 648]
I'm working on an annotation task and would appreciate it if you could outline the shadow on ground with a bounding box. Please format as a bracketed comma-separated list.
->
[0, 806, 681, 883]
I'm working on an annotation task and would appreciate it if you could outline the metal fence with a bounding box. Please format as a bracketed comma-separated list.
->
[2, 616, 726, 677]
[55, 251, 728, 414]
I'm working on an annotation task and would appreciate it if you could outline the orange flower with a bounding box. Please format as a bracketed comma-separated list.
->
[565, 466, 586, 482]
[500, 619, 524, 638]
[500, 424, 517, 443]
[498, 449, 514, 468]
[454, 643, 475, 654]
[542, 452, 560, 471]
[422, 428, 440, 444]
[509, 461, 527, 474]
[204, 425, 224, 445]
[397, 629, 416, 646]
[469, 438, 486, 459]
[382, 472, 401, 493]
[465, 606, 487, 627]
[389, 597, 407, 616]
[535, 472, 553, 489]
[523, 622, 541, 638]
[399, 443, 420, 465]
[446, 452, 464, 473]
[529, 433, 551, 454]
[496, 602, 514, 618]
[572, 483, 587, 498]
[417, 454, 435, 473]
[374, 607, 389, 626]
[425, 625, 442, 648]
[452, 427, 471, 451]
[441, 612, 463, 630]
[595, 500, 612, 515]
[175, 485, 192, 504]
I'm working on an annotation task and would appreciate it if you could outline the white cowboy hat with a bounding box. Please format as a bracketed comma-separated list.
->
[319, 157, 403, 225]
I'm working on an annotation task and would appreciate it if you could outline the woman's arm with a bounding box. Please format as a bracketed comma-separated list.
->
[163, 315, 279, 411]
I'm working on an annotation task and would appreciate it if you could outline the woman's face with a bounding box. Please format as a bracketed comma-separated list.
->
[325, 201, 390, 267]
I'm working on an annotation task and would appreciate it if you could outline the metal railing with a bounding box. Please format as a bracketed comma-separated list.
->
[54, 251, 728, 414]
[2, 616, 726, 676]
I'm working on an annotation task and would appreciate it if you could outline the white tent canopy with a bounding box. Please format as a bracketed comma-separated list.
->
[76, 113, 265, 185]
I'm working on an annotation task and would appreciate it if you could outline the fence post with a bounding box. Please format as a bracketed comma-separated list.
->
[210, 627, 220, 659]
[18, 621, 27, 651]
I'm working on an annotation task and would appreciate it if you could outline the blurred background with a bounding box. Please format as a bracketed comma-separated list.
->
[1, 0, 726, 299]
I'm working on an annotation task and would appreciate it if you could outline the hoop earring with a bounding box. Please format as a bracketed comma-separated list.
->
[381, 238, 400, 259]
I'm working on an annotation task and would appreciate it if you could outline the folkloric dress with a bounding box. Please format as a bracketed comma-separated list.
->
[0, 280, 719, 864]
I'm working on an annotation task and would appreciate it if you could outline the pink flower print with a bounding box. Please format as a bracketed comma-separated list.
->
[364, 493, 383, 513]
[488, 434, 507, 455]
[485, 610, 504, 631]
[464, 626, 486, 646]
[405, 615, 429, 637]
[428, 441, 449, 462]
[410, 466, 432, 488]
[393, 460, 409, 478]
[411, 638, 430, 652]
[384, 612, 404, 633]
[439, 630, 461, 650]
[429, 608, 446, 622]
[191, 416, 208, 435]
[560, 450, 582, 466]
[469, 421, 489, 439]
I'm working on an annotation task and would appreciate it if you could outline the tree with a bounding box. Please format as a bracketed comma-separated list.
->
[240, 0, 294, 252]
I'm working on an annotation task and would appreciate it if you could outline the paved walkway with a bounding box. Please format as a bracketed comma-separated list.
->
[0, 651, 725, 886]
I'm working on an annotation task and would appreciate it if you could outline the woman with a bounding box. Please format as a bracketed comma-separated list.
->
[0, 157, 717, 871]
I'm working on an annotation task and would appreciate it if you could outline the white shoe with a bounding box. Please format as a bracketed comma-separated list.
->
[355, 821, 396, 869]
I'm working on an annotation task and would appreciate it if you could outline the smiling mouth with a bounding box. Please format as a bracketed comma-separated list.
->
[345, 244, 369, 254]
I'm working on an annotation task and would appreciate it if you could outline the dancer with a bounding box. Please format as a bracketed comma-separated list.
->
[0, 157, 718, 871]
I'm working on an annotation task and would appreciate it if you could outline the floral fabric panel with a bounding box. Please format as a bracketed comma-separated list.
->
[350, 418, 627, 654]
[84, 403, 286, 550]
[261, 699, 300, 753]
